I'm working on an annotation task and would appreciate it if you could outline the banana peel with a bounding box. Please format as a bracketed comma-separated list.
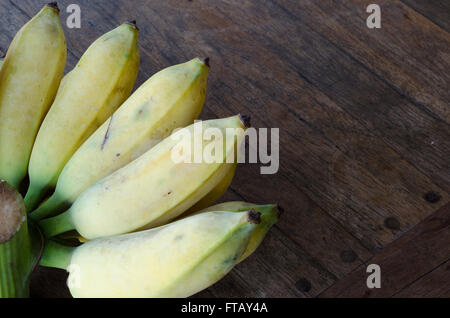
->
[40, 210, 263, 298]
[25, 21, 140, 211]
[0, 4, 66, 189]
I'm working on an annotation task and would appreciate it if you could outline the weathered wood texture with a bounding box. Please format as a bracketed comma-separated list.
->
[320, 203, 450, 297]
[0, 0, 447, 297]
[401, 0, 450, 32]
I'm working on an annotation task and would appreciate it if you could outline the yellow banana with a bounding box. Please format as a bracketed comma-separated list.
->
[30, 58, 209, 220]
[0, 4, 66, 188]
[71, 163, 236, 244]
[25, 22, 140, 210]
[40, 210, 261, 298]
[39, 115, 249, 239]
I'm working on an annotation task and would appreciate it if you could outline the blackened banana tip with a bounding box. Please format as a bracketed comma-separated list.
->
[199, 57, 210, 68]
[46, 2, 59, 11]
[125, 20, 139, 30]
[247, 209, 261, 225]
[239, 114, 251, 128]
[276, 205, 284, 218]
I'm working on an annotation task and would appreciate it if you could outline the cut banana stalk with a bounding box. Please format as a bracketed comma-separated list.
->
[30, 58, 209, 220]
[24, 21, 140, 211]
[0, 4, 66, 189]
[39, 115, 249, 239]
[0, 181, 34, 297]
[40, 210, 261, 298]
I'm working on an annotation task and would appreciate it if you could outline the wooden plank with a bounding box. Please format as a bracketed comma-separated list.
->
[270, 0, 450, 190]
[319, 203, 450, 297]
[393, 260, 450, 298]
[283, 0, 450, 120]
[401, 0, 450, 32]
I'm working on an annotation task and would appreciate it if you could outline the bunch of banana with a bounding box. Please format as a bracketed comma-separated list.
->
[24, 20, 140, 211]
[40, 204, 278, 298]
[0, 3, 278, 299]
[30, 57, 209, 220]
[0, 3, 66, 189]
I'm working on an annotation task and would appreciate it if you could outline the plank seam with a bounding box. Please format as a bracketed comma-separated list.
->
[390, 258, 450, 297]
[400, 0, 450, 33]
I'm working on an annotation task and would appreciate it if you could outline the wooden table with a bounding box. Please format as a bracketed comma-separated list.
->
[1, 0, 448, 298]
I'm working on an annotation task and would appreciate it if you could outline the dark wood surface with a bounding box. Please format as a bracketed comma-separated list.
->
[0, 0, 448, 298]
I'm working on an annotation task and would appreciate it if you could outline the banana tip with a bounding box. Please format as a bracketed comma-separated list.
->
[276, 204, 284, 218]
[247, 209, 261, 224]
[125, 20, 139, 30]
[46, 2, 59, 11]
[199, 57, 210, 68]
[239, 114, 251, 128]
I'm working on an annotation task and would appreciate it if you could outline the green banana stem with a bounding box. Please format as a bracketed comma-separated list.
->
[0, 225, 31, 297]
[29, 192, 67, 221]
[24, 185, 49, 212]
[39, 240, 74, 270]
[0, 180, 41, 298]
[38, 210, 75, 238]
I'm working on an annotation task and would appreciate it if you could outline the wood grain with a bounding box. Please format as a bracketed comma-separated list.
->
[393, 260, 450, 298]
[401, 0, 450, 32]
[0, 0, 448, 298]
[319, 203, 450, 297]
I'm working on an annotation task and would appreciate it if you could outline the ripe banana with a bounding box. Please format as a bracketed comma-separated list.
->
[0, 4, 66, 189]
[40, 210, 262, 297]
[25, 22, 140, 210]
[30, 58, 209, 220]
[63, 163, 237, 244]
[39, 115, 249, 239]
